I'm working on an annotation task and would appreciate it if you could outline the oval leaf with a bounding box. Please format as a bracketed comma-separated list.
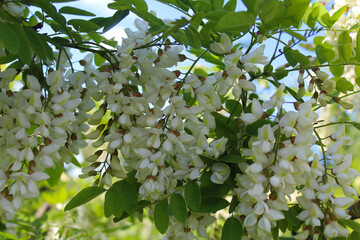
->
[104, 182, 124, 218]
[59, 6, 96, 16]
[154, 199, 169, 234]
[221, 217, 243, 240]
[65, 186, 106, 211]
[184, 181, 202, 211]
[198, 197, 229, 213]
[68, 19, 100, 32]
[214, 11, 255, 33]
[225, 99, 242, 117]
[120, 181, 138, 215]
[0, 22, 20, 54]
[338, 30, 352, 62]
[169, 194, 187, 223]
[103, 10, 129, 33]
[316, 45, 335, 64]
[24, 27, 48, 60]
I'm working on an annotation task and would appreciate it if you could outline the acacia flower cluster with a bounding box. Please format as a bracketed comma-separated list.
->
[0, 1, 359, 239]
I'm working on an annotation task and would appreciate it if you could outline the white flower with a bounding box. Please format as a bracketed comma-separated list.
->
[262, 84, 286, 109]
[241, 99, 263, 124]
[47, 70, 64, 94]
[210, 163, 230, 184]
[210, 33, 232, 54]
[294, 230, 309, 240]
[26, 75, 41, 92]
[241, 45, 268, 72]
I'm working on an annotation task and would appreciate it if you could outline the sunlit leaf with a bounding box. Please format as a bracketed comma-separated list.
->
[59, 6, 96, 16]
[214, 11, 255, 33]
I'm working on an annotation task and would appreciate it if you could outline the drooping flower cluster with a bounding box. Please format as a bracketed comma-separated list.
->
[0, 67, 94, 217]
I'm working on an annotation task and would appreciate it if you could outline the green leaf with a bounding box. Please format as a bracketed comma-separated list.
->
[35, 0, 67, 27]
[221, 217, 243, 240]
[330, 60, 344, 77]
[11, 24, 33, 64]
[193, 0, 213, 12]
[278, 219, 288, 233]
[328, 5, 347, 27]
[169, 194, 187, 223]
[305, 5, 319, 28]
[59, 6, 96, 16]
[68, 19, 100, 32]
[284, 47, 298, 66]
[199, 197, 229, 213]
[45, 162, 64, 187]
[64, 186, 106, 211]
[130, 0, 148, 12]
[188, 48, 225, 68]
[284, 47, 309, 66]
[284, 0, 311, 26]
[284, 206, 301, 230]
[316, 45, 335, 64]
[339, 219, 360, 233]
[311, 3, 330, 27]
[104, 182, 124, 218]
[175, 0, 190, 11]
[225, 99, 242, 117]
[224, 0, 236, 12]
[0, 54, 17, 64]
[221, 154, 246, 163]
[335, 77, 354, 93]
[259, 0, 283, 28]
[154, 199, 169, 234]
[184, 181, 202, 211]
[272, 226, 279, 240]
[0, 22, 20, 54]
[162, 17, 189, 39]
[242, 0, 266, 16]
[94, 53, 106, 66]
[201, 182, 232, 198]
[349, 230, 360, 240]
[185, 26, 202, 49]
[356, 28, 360, 62]
[103, 10, 129, 33]
[212, 112, 238, 142]
[39, 34, 55, 60]
[212, 0, 224, 10]
[228, 195, 239, 213]
[23, 27, 49, 60]
[0, 231, 18, 240]
[108, 0, 132, 10]
[205, 10, 229, 21]
[338, 30, 352, 62]
[113, 200, 150, 223]
[121, 181, 138, 215]
[190, 12, 205, 29]
[214, 11, 255, 33]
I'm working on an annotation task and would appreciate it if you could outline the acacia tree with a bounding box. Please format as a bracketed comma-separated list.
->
[1, 0, 360, 239]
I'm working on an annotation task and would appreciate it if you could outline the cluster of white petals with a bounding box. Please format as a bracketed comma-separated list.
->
[1, 2, 359, 238]
[0, 65, 92, 218]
